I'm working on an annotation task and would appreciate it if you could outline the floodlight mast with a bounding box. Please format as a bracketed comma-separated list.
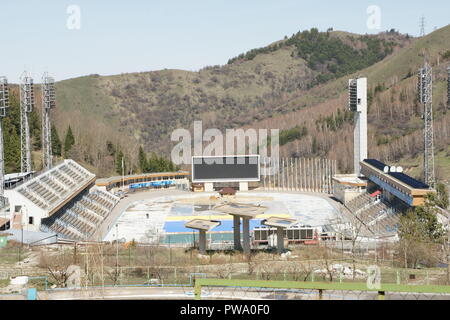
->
[0, 76, 9, 206]
[348, 77, 368, 177]
[20, 72, 34, 173]
[418, 61, 435, 187]
[42, 72, 56, 170]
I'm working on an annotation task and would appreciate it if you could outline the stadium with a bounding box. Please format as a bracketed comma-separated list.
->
[0, 76, 440, 255]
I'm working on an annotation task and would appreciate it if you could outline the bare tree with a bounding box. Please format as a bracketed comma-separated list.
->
[39, 250, 76, 288]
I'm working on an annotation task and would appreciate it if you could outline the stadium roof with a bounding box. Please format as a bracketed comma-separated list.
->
[363, 159, 430, 189]
[262, 217, 298, 229]
[184, 219, 221, 231]
[213, 202, 267, 218]
[360, 159, 433, 206]
[9, 159, 96, 215]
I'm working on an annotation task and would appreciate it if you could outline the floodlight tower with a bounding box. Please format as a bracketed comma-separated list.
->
[348, 77, 368, 177]
[41, 73, 56, 170]
[19, 72, 34, 173]
[418, 62, 435, 187]
[0, 76, 9, 206]
[420, 15, 426, 37]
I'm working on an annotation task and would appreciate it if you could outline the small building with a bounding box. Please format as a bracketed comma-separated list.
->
[219, 187, 236, 197]
[332, 174, 368, 205]
[191, 183, 204, 192]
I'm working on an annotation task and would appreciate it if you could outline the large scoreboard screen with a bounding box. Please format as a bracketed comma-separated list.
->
[192, 155, 260, 182]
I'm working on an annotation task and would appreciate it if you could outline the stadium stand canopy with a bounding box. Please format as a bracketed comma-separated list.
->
[5, 159, 120, 241]
[361, 159, 433, 206]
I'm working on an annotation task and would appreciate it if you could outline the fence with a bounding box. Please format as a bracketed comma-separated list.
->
[260, 157, 337, 194]
[193, 278, 450, 300]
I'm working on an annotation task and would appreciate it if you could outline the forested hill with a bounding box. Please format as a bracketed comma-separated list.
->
[5, 26, 450, 181]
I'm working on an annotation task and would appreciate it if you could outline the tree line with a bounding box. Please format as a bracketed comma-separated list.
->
[3, 90, 178, 177]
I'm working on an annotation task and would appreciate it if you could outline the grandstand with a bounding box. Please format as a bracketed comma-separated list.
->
[361, 159, 433, 206]
[40, 188, 119, 240]
[4, 159, 119, 241]
[343, 186, 408, 238]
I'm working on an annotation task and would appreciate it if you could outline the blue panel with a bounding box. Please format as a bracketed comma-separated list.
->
[368, 175, 413, 205]
[129, 180, 174, 189]
[164, 219, 263, 233]
[27, 288, 37, 300]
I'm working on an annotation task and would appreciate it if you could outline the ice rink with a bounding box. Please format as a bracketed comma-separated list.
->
[103, 192, 343, 243]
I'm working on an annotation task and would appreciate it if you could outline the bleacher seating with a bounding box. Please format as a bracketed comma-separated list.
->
[16, 160, 95, 212]
[346, 193, 372, 213]
[346, 192, 400, 238]
[40, 188, 120, 241]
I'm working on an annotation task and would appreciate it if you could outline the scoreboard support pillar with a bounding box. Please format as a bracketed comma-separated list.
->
[233, 215, 242, 250]
[276, 227, 285, 254]
[239, 182, 248, 191]
[204, 182, 214, 192]
[198, 230, 206, 255]
[242, 217, 250, 254]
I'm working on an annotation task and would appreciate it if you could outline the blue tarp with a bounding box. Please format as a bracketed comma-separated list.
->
[129, 180, 174, 189]
[164, 219, 263, 233]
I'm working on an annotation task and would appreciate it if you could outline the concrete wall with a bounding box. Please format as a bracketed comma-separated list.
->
[6, 228, 57, 245]
[4, 190, 47, 233]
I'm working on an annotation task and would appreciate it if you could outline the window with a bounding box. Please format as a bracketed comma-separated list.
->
[29, 217, 34, 225]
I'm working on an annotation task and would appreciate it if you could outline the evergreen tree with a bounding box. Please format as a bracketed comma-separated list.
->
[3, 93, 21, 173]
[312, 136, 318, 154]
[64, 126, 75, 156]
[115, 150, 125, 175]
[138, 146, 148, 173]
[3, 117, 21, 173]
[51, 125, 62, 157]
[147, 152, 159, 172]
[29, 108, 41, 149]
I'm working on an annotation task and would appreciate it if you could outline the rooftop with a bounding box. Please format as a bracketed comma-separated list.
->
[184, 219, 221, 231]
[262, 217, 298, 229]
[332, 174, 367, 186]
[363, 159, 430, 190]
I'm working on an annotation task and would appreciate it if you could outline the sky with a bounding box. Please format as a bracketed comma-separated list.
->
[1, 0, 449, 83]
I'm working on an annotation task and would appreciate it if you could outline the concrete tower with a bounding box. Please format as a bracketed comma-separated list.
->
[348, 77, 368, 177]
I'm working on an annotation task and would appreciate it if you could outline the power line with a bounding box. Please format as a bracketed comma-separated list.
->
[420, 15, 426, 37]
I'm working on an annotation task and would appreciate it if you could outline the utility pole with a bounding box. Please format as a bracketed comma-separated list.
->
[121, 156, 125, 191]
[420, 15, 426, 37]
[116, 223, 119, 281]
[0, 77, 9, 208]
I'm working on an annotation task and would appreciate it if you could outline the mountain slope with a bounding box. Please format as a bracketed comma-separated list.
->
[50, 26, 449, 181]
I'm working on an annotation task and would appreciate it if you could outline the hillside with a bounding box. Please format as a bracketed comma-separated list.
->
[14, 26, 448, 181]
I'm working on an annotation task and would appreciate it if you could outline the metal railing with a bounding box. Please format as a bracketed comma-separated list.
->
[194, 278, 450, 300]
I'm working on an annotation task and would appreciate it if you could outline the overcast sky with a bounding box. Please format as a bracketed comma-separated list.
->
[1, 0, 449, 82]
